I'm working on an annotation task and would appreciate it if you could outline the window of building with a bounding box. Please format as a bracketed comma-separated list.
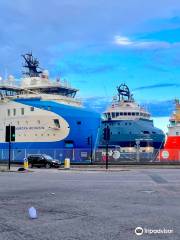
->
[30, 107, 34, 111]
[13, 109, 16, 116]
[132, 112, 135, 116]
[128, 112, 131, 116]
[136, 112, 139, 116]
[77, 121, 81, 125]
[37, 120, 40, 124]
[53, 119, 60, 128]
[124, 112, 127, 116]
[21, 108, 24, 115]
[116, 112, 119, 117]
[120, 112, 123, 115]
[176, 132, 179, 136]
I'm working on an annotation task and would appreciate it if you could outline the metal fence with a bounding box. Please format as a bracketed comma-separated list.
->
[0, 147, 180, 164]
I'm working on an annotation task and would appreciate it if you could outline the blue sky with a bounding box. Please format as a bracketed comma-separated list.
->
[0, 0, 180, 128]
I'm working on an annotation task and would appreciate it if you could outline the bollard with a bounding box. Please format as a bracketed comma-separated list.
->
[64, 158, 70, 170]
[24, 158, 28, 169]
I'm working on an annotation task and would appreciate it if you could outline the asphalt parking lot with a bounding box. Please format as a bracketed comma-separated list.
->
[0, 168, 180, 240]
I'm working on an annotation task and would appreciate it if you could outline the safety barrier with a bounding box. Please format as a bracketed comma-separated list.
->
[0, 148, 180, 164]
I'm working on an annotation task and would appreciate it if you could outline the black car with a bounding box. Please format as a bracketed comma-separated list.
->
[27, 154, 61, 168]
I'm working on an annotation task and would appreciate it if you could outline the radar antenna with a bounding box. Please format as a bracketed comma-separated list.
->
[117, 83, 133, 102]
[22, 52, 43, 77]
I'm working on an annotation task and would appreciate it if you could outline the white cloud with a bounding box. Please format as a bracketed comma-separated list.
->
[114, 36, 133, 45]
[114, 35, 170, 49]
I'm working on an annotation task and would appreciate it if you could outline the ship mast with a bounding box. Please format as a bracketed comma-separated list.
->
[117, 83, 133, 102]
[22, 52, 43, 77]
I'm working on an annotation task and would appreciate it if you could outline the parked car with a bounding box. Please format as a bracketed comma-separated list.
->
[27, 154, 61, 168]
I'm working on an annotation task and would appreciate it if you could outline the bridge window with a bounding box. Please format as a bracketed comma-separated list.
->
[7, 109, 10, 116]
[112, 112, 115, 118]
[21, 108, 24, 115]
[107, 113, 111, 119]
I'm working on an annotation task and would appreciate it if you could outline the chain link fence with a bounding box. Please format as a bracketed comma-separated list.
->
[0, 147, 180, 164]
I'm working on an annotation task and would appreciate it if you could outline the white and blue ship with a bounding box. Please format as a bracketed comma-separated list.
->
[99, 84, 165, 152]
[0, 53, 100, 162]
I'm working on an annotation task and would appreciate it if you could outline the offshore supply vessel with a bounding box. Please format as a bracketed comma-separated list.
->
[0, 53, 100, 162]
[159, 99, 180, 161]
[99, 83, 165, 152]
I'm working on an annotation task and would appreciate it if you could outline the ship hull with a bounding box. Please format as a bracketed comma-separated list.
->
[159, 136, 180, 161]
[0, 99, 101, 162]
[99, 119, 165, 149]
